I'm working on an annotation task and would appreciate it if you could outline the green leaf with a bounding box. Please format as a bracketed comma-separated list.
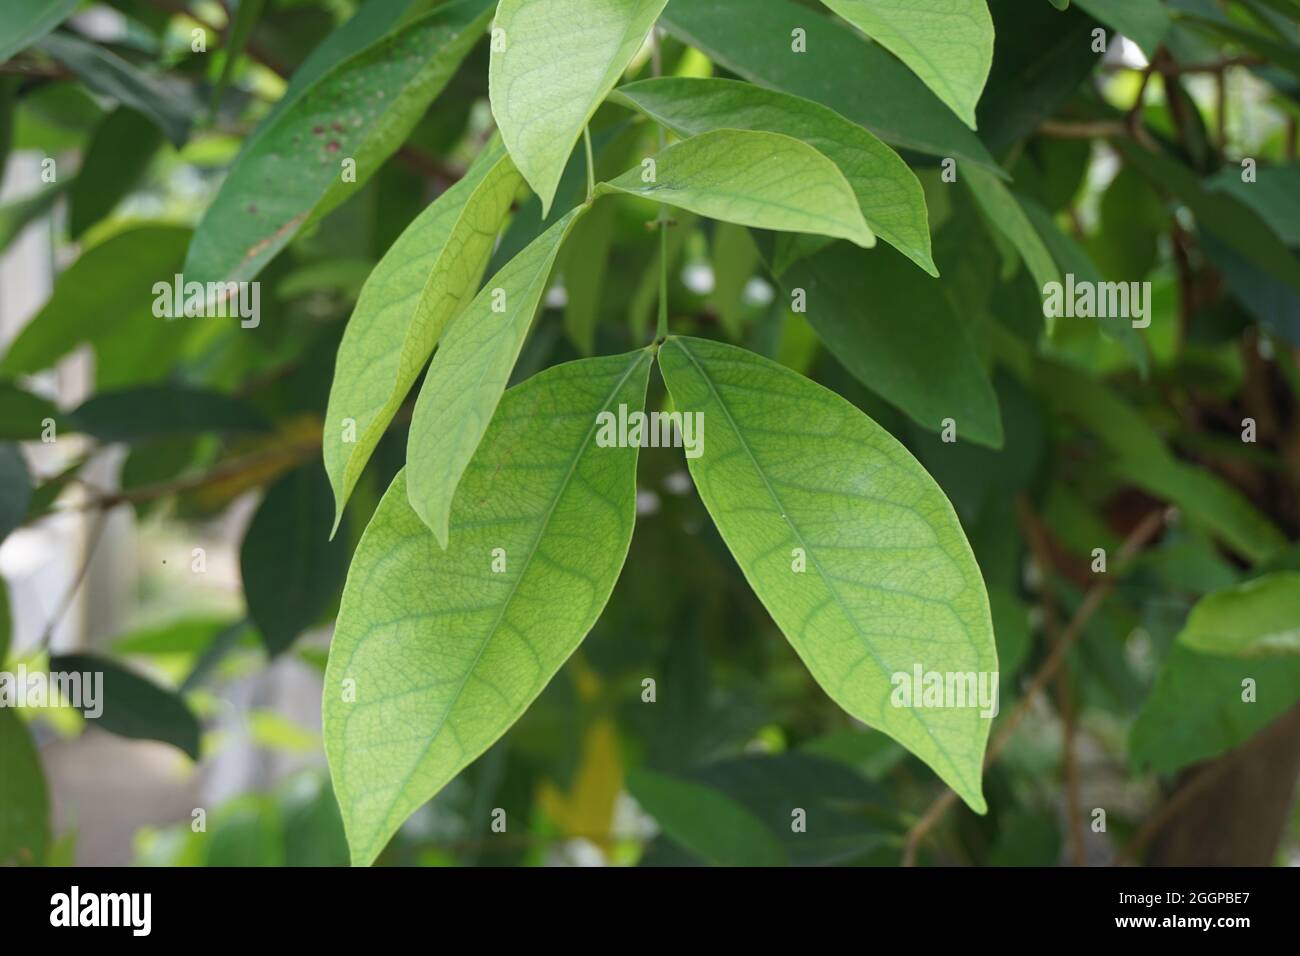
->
[0, 443, 32, 546]
[1019, 195, 1149, 373]
[489, 0, 668, 215]
[781, 243, 1003, 447]
[35, 32, 192, 147]
[1130, 646, 1300, 774]
[626, 767, 787, 866]
[67, 107, 164, 240]
[1074, 0, 1169, 55]
[817, 0, 993, 129]
[657, 336, 997, 810]
[325, 350, 653, 866]
[611, 77, 935, 275]
[241, 465, 351, 657]
[560, 198, 618, 353]
[0, 225, 190, 379]
[65, 385, 269, 443]
[708, 221, 761, 338]
[323, 141, 522, 527]
[1117, 140, 1300, 296]
[1206, 161, 1300, 247]
[597, 129, 875, 248]
[1175, 573, 1300, 658]
[0, 708, 49, 866]
[1035, 362, 1286, 564]
[184, 0, 493, 285]
[0, 384, 58, 440]
[405, 207, 587, 545]
[212, 0, 266, 110]
[963, 163, 1060, 293]
[0, 0, 78, 65]
[49, 653, 202, 759]
[660, 0, 1002, 174]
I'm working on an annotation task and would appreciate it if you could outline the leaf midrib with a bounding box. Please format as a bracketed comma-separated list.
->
[362, 349, 650, 852]
[666, 336, 977, 797]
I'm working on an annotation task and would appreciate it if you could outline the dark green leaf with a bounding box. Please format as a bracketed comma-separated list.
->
[49, 653, 202, 759]
[241, 464, 351, 656]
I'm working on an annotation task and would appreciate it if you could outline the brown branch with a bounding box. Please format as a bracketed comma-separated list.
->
[901, 507, 1170, 866]
[1017, 498, 1088, 866]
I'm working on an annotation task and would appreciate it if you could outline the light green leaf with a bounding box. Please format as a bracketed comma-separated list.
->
[489, 0, 668, 215]
[660, 0, 1003, 174]
[817, 0, 993, 129]
[325, 350, 653, 866]
[598, 130, 874, 248]
[35, 32, 193, 147]
[657, 336, 996, 810]
[406, 207, 587, 545]
[781, 243, 1003, 447]
[0, 0, 78, 67]
[626, 767, 787, 866]
[323, 142, 522, 526]
[1074, 0, 1169, 56]
[0, 708, 49, 866]
[1176, 573, 1300, 658]
[963, 163, 1060, 293]
[184, 0, 493, 285]
[1130, 646, 1300, 774]
[611, 77, 935, 274]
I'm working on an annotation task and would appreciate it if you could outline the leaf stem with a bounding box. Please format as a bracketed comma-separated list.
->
[651, 26, 668, 344]
[583, 125, 595, 203]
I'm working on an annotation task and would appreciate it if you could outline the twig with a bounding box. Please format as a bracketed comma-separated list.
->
[901, 507, 1170, 865]
[36, 509, 110, 652]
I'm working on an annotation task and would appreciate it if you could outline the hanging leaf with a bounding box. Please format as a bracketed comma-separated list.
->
[660, 0, 1002, 173]
[35, 32, 193, 147]
[325, 350, 653, 865]
[657, 336, 997, 810]
[184, 0, 494, 286]
[405, 208, 587, 545]
[489, 0, 668, 214]
[67, 107, 164, 239]
[323, 141, 522, 527]
[611, 77, 935, 274]
[781, 243, 1003, 447]
[48, 654, 202, 760]
[241, 465, 351, 656]
[817, 0, 993, 129]
[597, 129, 875, 248]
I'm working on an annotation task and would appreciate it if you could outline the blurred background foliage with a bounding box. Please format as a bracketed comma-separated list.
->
[0, 0, 1299, 867]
